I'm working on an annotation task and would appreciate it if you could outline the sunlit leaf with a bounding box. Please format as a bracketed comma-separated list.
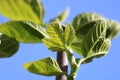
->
[0, 21, 47, 43]
[43, 22, 75, 52]
[43, 38, 64, 51]
[0, 33, 19, 58]
[0, 0, 45, 24]
[25, 0, 45, 21]
[43, 22, 64, 51]
[24, 57, 65, 76]
[63, 23, 75, 46]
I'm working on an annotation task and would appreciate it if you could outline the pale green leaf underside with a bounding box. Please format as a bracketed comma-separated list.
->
[0, 21, 46, 43]
[71, 13, 120, 56]
[82, 39, 111, 64]
[24, 57, 64, 76]
[0, 0, 44, 24]
[50, 8, 69, 23]
[71, 13, 105, 55]
[72, 12, 120, 41]
[82, 20, 107, 57]
[0, 34, 19, 58]
[76, 20, 102, 42]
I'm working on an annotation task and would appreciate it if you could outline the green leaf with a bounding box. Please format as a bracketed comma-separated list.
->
[43, 22, 75, 52]
[63, 23, 75, 46]
[0, 21, 47, 43]
[50, 8, 69, 23]
[72, 13, 105, 54]
[0, 0, 44, 24]
[0, 33, 19, 58]
[24, 57, 65, 76]
[43, 22, 64, 51]
[76, 20, 103, 42]
[71, 43, 82, 55]
[72, 12, 104, 32]
[24, 0, 45, 21]
[71, 21, 106, 56]
[106, 20, 120, 39]
[82, 20, 107, 57]
[43, 38, 64, 51]
[81, 20, 111, 64]
[82, 39, 111, 64]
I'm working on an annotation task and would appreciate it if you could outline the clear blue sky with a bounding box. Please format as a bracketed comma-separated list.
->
[0, 0, 120, 80]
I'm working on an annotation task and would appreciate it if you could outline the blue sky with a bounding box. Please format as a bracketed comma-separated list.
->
[0, 0, 120, 80]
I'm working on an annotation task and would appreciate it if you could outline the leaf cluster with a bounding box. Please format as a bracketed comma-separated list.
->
[0, 0, 120, 79]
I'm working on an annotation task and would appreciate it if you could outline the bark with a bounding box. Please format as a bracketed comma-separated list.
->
[56, 51, 68, 80]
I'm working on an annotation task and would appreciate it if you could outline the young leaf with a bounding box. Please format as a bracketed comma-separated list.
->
[63, 23, 75, 46]
[82, 20, 107, 57]
[24, 57, 65, 76]
[0, 21, 47, 43]
[43, 22, 64, 51]
[50, 8, 69, 23]
[0, 0, 44, 24]
[106, 20, 120, 39]
[43, 38, 64, 51]
[43, 22, 75, 52]
[0, 33, 19, 58]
